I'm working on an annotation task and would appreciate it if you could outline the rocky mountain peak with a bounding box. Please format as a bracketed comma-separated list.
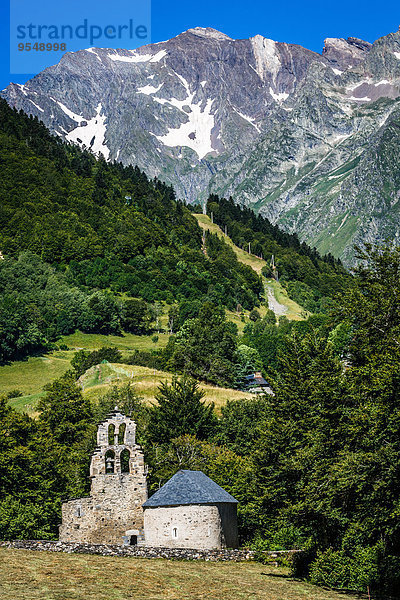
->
[250, 35, 280, 82]
[346, 37, 373, 52]
[322, 36, 370, 67]
[3, 27, 400, 264]
[185, 27, 233, 41]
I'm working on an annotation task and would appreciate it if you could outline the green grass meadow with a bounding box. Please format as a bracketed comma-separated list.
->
[0, 222, 305, 415]
[0, 548, 361, 600]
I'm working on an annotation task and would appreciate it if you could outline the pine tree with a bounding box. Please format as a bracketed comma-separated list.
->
[146, 375, 217, 444]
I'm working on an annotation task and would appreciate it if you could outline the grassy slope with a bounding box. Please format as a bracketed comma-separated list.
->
[1, 331, 252, 414]
[265, 279, 306, 321]
[1, 218, 304, 411]
[0, 549, 359, 600]
[194, 213, 267, 274]
[81, 363, 253, 412]
[58, 331, 170, 353]
[194, 214, 305, 322]
[1, 332, 170, 414]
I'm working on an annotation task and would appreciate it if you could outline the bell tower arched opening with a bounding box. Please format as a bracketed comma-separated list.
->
[105, 449, 115, 473]
[120, 448, 130, 473]
[108, 424, 115, 445]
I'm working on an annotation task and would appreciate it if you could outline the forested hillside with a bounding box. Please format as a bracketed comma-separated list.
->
[205, 196, 350, 313]
[0, 100, 262, 362]
[3, 244, 400, 596]
[0, 99, 348, 363]
[3, 97, 400, 597]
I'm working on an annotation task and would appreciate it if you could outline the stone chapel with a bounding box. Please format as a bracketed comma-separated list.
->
[59, 409, 239, 549]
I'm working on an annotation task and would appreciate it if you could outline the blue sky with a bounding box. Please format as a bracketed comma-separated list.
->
[1, 0, 399, 90]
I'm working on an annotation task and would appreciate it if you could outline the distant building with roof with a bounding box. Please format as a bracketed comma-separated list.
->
[244, 371, 273, 394]
[143, 470, 239, 550]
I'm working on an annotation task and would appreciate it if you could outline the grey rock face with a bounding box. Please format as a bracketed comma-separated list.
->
[4, 26, 400, 263]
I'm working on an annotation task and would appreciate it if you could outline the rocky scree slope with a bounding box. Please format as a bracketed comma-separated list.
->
[4, 27, 400, 263]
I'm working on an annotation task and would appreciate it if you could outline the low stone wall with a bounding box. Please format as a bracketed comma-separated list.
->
[0, 540, 301, 563]
[0, 540, 254, 561]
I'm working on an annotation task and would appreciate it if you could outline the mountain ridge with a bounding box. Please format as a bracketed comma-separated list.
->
[3, 26, 400, 263]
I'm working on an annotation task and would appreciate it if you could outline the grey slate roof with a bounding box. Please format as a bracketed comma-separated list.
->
[143, 470, 238, 507]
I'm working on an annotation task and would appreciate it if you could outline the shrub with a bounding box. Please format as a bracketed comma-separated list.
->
[71, 347, 122, 379]
[5, 389, 23, 399]
[124, 349, 164, 370]
[309, 544, 383, 592]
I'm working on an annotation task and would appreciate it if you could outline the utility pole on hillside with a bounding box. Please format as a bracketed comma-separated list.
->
[270, 254, 278, 281]
[202, 230, 207, 256]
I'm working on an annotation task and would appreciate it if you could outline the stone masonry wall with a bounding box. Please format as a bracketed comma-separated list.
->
[0, 540, 253, 560]
[144, 505, 223, 550]
[59, 410, 148, 545]
[0, 540, 301, 563]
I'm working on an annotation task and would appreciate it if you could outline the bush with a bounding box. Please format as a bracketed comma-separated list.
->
[5, 389, 23, 399]
[249, 308, 261, 322]
[124, 349, 164, 370]
[309, 544, 383, 592]
[250, 525, 312, 565]
[0, 497, 59, 540]
[71, 347, 122, 379]
[250, 536, 276, 564]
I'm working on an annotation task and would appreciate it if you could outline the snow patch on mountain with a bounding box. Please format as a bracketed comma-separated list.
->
[232, 107, 261, 132]
[55, 100, 84, 122]
[149, 50, 168, 63]
[107, 50, 167, 63]
[66, 103, 109, 159]
[85, 48, 102, 62]
[346, 79, 372, 92]
[137, 83, 164, 95]
[16, 83, 28, 96]
[28, 99, 44, 112]
[153, 73, 216, 159]
[348, 96, 371, 102]
[269, 87, 289, 102]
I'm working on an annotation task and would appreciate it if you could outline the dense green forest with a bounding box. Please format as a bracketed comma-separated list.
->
[205, 195, 350, 312]
[0, 98, 349, 363]
[0, 99, 262, 362]
[3, 99, 400, 595]
[2, 244, 400, 595]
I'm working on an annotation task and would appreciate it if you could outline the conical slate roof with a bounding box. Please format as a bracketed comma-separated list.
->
[143, 470, 238, 507]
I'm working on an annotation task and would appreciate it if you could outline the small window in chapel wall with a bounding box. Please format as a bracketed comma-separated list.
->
[172, 527, 178, 539]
